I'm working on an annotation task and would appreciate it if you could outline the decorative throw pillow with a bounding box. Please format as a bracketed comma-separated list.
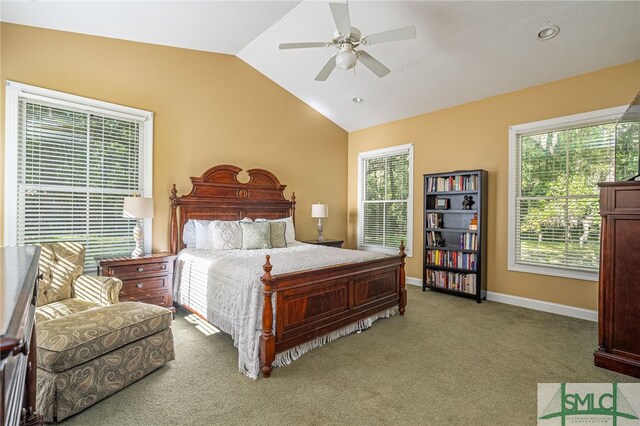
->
[209, 220, 242, 250]
[270, 222, 287, 248]
[37, 243, 85, 306]
[255, 217, 296, 244]
[240, 222, 271, 250]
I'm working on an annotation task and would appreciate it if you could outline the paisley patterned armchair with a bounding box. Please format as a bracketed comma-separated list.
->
[36, 242, 123, 323]
[34, 243, 175, 422]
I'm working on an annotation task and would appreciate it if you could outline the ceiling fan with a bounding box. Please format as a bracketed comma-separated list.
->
[279, 2, 417, 81]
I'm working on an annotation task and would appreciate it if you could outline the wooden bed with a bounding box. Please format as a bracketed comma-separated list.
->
[169, 164, 406, 377]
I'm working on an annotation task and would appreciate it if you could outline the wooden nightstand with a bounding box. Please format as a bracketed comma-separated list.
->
[96, 253, 176, 312]
[300, 239, 344, 248]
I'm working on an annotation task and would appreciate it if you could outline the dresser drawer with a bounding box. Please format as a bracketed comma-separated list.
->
[106, 261, 171, 278]
[121, 276, 169, 296]
[120, 291, 169, 308]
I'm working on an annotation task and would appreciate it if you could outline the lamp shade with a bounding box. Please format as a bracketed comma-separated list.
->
[123, 197, 154, 219]
[311, 204, 328, 218]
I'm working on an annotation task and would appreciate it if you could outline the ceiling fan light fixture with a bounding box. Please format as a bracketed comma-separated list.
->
[352, 97, 364, 104]
[537, 25, 560, 40]
[336, 50, 357, 70]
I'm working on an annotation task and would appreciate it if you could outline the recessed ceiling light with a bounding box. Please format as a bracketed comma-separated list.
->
[537, 25, 560, 41]
[353, 97, 364, 104]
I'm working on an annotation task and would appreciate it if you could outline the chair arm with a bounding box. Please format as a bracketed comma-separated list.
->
[74, 275, 123, 306]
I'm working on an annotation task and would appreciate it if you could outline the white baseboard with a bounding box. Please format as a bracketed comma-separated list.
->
[406, 276, 596, 322]
[406, 276, 422, 287]
[485, 291, 597, 322]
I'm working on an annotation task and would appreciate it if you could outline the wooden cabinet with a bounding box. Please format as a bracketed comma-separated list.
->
[300, 239, 344, 248]
[1, 246, 42, 426]
[594, 181, 640, 378]
[96, 253, 176, 312]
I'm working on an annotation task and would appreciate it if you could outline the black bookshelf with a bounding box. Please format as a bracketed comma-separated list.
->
[423, 170, 488, 303]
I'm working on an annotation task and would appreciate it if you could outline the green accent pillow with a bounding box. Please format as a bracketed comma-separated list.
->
[270, 222, 287, 248]
[240, 222, 272, 250]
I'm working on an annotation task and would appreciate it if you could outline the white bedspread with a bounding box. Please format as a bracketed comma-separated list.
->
[173, 242, 390, 378]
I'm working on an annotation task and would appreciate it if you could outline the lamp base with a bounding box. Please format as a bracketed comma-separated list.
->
[317, 219, 324, 242]
[131, 222, 144, 258]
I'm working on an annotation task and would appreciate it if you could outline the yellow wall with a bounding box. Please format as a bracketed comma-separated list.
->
[348, 61, 640, 310]
[0, 23, 349, 251]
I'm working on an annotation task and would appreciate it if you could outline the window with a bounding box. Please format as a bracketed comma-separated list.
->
[508, 106, 636, 281]
[358, 144, 413, 256]
[4, 81, 153, 269]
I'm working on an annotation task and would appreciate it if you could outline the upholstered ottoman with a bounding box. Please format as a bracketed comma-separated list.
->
[36, 302, 175, 422]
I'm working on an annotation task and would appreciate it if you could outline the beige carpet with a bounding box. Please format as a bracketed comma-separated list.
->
[60, 286, 638, 425]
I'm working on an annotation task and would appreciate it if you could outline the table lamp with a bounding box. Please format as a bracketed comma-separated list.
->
[123, 196, 153, 258]
[311, 203, 328, 242]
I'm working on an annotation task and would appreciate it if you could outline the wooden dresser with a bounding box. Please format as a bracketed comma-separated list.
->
[96, 253, 176, 312]
[0, 246, 42, 426]
[594, 181, 640, 378]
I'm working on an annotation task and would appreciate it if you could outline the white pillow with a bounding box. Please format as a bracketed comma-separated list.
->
[183, 220, 197, 248]
[194, 220, 214, 249]
[256, 217, 295, 244]
[209, 221, 242, 250]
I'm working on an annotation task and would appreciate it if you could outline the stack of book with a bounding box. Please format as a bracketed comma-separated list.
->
[460, 233, 477, 250]
[426, 249, 477, 270]
[425, 269, 476, 294]
[426, 175, 478, 192]
[426, 231, 444, 247]
[426, 213, 443, 228]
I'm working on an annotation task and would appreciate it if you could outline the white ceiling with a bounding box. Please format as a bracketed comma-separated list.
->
[2, 1, 639, 131]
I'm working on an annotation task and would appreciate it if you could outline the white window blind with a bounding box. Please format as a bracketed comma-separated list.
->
[358, 144, 413, 256]
[509, 106, 637, 280]
[5, 82, 153, 268]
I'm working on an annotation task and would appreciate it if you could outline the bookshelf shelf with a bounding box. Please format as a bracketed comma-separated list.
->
[425, 227, 477, 233]
[423, 170, 488, 303]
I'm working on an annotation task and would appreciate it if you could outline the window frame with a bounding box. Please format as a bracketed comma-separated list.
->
[508, 106, 626, 281]
[357, 143, 414, 257]
[4, 81, 154, 253]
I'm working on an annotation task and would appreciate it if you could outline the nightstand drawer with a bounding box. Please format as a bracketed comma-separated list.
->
[120, 290, 169, 307]
[121, 276, 169, 296]
[107, 261, 171, 278]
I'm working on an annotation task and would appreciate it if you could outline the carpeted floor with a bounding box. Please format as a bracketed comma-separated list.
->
[61, 286, 638, 425]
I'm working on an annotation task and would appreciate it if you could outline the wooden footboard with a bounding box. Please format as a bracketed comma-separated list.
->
[260, 243, 407, 377]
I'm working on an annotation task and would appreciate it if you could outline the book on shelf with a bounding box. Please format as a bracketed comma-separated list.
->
[426, 175, 478, 192]
[426, 231, 444, 247]
[460, 233, 477, 250]
[426, 213, 444, 228]
[425, 249, 477, 270]
[425, 268, 476, 294]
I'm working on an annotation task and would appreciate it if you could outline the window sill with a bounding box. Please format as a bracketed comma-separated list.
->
[508, 263, 598, 282]
[359, 245, 412, 258]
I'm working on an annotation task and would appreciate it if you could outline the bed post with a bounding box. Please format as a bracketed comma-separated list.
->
[170, 184, 178, 255]
[399, 241, 407, 315]
[260, 255, 276, 378]
[291, 192, 296, 225]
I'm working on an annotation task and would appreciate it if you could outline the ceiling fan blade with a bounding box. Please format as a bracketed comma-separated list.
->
[357, 50, 391, 78]
[315, 56, 337, 81]
[329, 2, 351, 36]
[279, 42, 329, 50]
[364, 25, 417, 45]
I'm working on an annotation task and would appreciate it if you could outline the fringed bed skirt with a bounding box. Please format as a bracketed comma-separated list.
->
[273, 307, 397, 368]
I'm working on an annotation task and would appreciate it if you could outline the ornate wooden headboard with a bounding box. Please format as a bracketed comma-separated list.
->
[169, 164, 296, 254]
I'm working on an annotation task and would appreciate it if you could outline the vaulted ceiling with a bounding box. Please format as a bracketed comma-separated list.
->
[2, 1, 639, 131]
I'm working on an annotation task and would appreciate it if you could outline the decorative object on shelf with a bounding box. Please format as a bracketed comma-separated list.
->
[123, 196, 153, 258]
[469, 213, 478, 230]
[462, 195, 475, 210]
[423, 170, 487, 302]
[469, 213, 478, 231]
[311, 203, 329, 242]
[435, 198, 450, 210]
